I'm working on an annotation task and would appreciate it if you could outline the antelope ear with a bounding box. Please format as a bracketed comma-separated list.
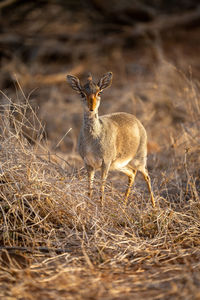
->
[66, 75, 82, 93]
[98, 72, 113, 91]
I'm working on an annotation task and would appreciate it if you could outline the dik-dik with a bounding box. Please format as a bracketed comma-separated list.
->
[67, 72, 155, 207]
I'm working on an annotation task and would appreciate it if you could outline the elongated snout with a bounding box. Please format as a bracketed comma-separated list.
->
[87, 94, 97, 111]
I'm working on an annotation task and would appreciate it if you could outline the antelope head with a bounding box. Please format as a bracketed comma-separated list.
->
[67, 72, 113, 112]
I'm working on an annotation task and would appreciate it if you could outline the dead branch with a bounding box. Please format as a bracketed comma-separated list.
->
[0, 0, 19, 9]
[124, 5, 200, 37]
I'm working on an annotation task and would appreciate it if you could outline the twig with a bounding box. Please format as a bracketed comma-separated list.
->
[0, 246, 73, 254]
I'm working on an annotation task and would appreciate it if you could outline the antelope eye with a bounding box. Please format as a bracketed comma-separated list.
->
[80, 92, 86, 99]
[97, 91, 102, 96]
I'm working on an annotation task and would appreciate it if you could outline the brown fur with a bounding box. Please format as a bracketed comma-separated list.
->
[66, 72, 155, 207]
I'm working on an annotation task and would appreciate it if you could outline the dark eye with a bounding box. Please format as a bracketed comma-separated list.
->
[80, 92, 86, 99]
[97, 91, 102, 96]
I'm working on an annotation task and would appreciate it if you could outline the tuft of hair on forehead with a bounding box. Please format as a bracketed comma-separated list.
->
[83, 81, 99, 95]
[87, 72, 93, 81]
[83, 73, 99, 95]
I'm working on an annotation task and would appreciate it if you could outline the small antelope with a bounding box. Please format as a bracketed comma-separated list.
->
[67, 72, 155, 207]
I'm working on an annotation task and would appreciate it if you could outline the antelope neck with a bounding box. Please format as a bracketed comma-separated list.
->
[83, 111, 101, 136]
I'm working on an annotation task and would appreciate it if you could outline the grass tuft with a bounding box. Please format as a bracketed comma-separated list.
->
[0, 69, 200, 299]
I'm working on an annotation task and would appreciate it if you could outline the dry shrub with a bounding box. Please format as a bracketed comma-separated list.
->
[0, 69, 199, 299]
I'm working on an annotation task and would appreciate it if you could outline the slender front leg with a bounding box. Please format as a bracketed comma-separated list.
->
[100, 162, 110, 207]
[141, 169, 155, 207]
[85, 164, 95, 198]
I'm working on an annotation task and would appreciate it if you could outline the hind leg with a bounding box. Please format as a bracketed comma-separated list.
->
[140, 167, 155, 207]
[119, 165, 137, 206]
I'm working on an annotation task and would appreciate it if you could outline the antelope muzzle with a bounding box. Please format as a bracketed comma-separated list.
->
[87, 95, 97, 111]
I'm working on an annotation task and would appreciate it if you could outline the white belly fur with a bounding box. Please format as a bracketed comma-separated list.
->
[112, 158, 132, 170]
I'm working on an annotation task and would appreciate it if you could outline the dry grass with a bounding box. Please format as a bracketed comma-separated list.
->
[0, 66, 200, 299]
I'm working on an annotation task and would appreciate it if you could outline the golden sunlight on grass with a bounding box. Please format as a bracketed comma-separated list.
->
[0, 66, 199, 299]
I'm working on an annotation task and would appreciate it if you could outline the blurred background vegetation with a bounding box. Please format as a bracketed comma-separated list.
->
[1, 0, 200, 155]
[0, 3, 200, 298]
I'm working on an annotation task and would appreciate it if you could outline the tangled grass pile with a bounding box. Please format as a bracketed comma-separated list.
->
[0, 74, 199, 299]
